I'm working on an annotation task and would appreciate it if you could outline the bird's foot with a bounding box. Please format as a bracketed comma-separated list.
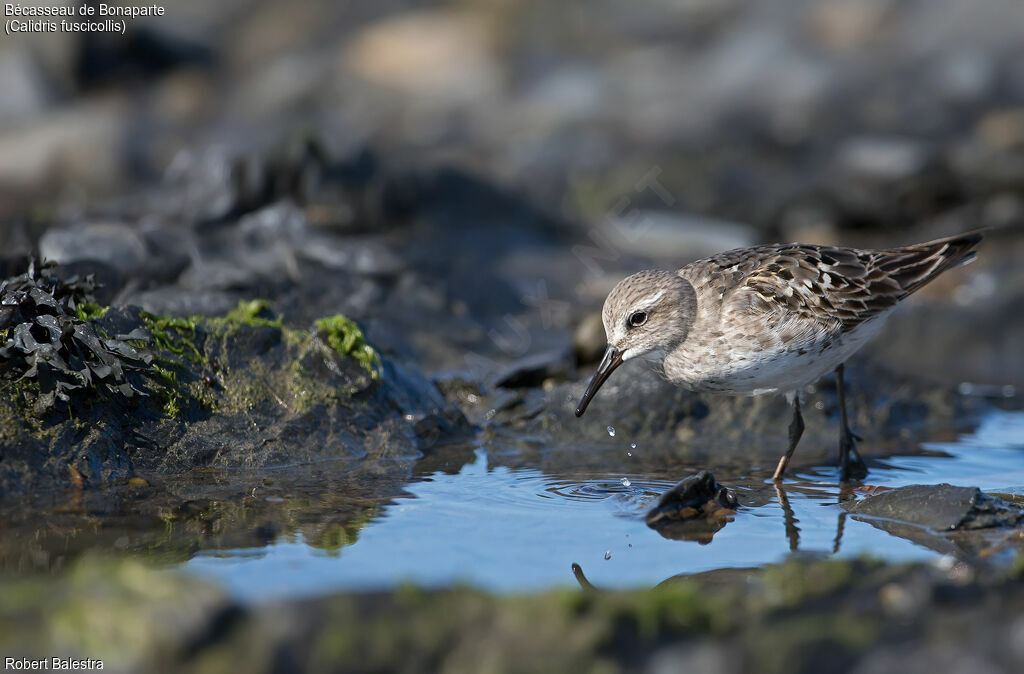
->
[839, 428, 868, 481]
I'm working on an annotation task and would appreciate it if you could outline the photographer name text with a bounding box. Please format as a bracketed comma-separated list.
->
[5, 657, 103, 670]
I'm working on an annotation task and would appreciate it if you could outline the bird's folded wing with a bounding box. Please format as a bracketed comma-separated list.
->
[727, 244, 903, 333]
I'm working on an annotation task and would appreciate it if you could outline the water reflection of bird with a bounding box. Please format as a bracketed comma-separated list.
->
[576, 232, 983, 481]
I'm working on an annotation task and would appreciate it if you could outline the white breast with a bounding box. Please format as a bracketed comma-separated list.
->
[664, 310, 893, 395]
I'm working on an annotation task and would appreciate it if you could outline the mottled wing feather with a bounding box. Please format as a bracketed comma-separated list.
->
[689, 232, 982, 336]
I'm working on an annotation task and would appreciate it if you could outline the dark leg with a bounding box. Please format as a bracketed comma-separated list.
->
[836, 364, 868, 481]
[772, 396, 804, 481]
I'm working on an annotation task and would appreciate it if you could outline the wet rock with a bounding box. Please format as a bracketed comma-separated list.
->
[136, 221, 195, 282]
[39, 223, 150, 275]
[646, 471, 738, 543]
[507, 355, 973, 473]
[492, 347, 574, 389]
[846, 484, 1024, 531]
[176, 200, 401, 298]
[0, 295, 471, 496]
[121, 287, 242, 318]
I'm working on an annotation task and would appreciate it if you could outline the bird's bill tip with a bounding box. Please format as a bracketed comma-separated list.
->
[575, 346, 623, 417]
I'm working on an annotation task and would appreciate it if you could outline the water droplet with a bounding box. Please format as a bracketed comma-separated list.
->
[620, 477, 631, 487]
[604, 550, 612, 560]
[606, 426, 615, 437]
[626, 452, 632, 457]
[628, 543, 632, 548]
[630, 442, 637, 449]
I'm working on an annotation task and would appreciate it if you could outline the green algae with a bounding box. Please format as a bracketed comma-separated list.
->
[220, 299, 283, 330]
[150, 362, 182, 418]
[73, 302, 109, 321]
[314, 314, 381, 380]
[140, 312, 203, 363]
[129, 301, 381, 419]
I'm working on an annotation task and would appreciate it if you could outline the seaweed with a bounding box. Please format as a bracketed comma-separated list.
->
[0, 261, 154, 413]
[314, 315, 381, 380]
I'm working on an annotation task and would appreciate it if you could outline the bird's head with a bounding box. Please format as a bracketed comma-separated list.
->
[575, 270, 696, 417]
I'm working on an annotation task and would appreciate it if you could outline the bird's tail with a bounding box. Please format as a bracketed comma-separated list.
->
[877, 230, 984, 296]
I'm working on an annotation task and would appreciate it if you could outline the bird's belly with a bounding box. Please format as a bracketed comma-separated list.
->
[667, 315, 890, 395]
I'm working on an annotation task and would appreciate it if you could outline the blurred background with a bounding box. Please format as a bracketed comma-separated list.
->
[3, 0, 1024, 220]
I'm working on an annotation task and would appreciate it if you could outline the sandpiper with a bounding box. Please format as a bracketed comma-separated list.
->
[575, 231, 983, 481]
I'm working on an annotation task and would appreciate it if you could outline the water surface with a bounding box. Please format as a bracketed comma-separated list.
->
[184, 409, 1024, 602]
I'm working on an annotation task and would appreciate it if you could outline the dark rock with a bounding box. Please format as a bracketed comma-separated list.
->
[846, 484, 1024, 531]
[495, 355, 971, 473]
[51, 260, 125, 305]
[493, 347, 574, 389]
[646, 471, 738, 543]
[119, 287, 241, 318]
[38, 223, 145, 274]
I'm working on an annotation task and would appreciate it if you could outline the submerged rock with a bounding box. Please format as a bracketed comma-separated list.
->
[646, 471, 738, 544]
[845, 484, 1024, 561]
[846, 484, 1024, 531]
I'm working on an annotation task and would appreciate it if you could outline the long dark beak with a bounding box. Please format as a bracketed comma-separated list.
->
[575, 346, 623, 417]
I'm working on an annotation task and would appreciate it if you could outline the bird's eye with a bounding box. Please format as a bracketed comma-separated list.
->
[628, 311, 648, 328]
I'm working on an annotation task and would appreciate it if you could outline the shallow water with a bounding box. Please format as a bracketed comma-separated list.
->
[185, 409, 1024, 602]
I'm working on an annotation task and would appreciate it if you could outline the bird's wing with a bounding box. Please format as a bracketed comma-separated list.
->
[732, 244, 900, 332]
[704, 232, 981, 335]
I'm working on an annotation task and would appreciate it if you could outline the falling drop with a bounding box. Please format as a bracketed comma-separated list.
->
[626, 452, 632, 457]
[630, 442, 637, 449]
[604, 550, 612, 560]
[620, 477, 631, 487]
[607, 426, 616, 437]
